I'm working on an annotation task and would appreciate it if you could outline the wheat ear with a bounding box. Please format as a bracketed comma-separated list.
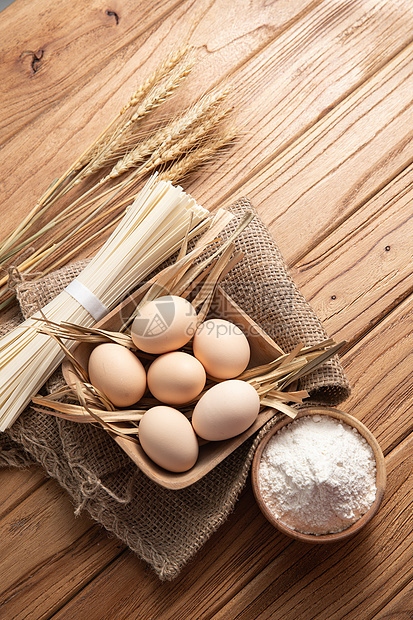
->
[143, 105, 234, 173]
[158, 129, 237, 183]
[76, 49, 197, 182]
[74, 46, 194, 173]
[0, 129, 234, 293]
[108, 87, 231, 179]
[0, 48, 196, 266]
[121, 46, 194, 113]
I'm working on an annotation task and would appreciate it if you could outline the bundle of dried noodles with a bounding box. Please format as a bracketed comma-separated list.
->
[0, 176, 209, 431]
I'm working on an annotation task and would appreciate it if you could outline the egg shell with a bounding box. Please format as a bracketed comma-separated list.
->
[88, 343, 146, 408]
[147, 351, 206, 405]
[131, 295, 197, 354]
[192, 379, 260, 441]
[139, 406, 199, 472]
[193, 318, 250, 379]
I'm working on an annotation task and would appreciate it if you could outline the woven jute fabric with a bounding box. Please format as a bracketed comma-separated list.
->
[0, 199, 350, 580]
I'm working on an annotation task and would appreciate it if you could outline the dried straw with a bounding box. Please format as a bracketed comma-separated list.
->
[35, 327, 343, 432]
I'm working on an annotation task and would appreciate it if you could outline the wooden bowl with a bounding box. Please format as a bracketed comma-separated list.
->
[251, 407, 386, 543]
[62, 285, 284, 490]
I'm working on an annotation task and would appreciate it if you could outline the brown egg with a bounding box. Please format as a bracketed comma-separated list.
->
[147, 351, 206, 405]
[139, 405, 199, 472]
[131, 295, 197, 354]
[192, 379, 260, 441]
[88, 343, 146, 408]
[193, 318, 250, 379]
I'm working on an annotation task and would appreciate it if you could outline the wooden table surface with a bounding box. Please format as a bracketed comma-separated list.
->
[1, 1, 412, 618]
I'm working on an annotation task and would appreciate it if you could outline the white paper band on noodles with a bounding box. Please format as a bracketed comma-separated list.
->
[65, 280, 108, 321]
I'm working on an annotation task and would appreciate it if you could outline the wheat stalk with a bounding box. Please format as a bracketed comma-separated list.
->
[0, 128, 235, 304]
[0, 173, 140, 289]
[75, 47, 193, 174]
[0, 47, 196, 263]
[0, 49, 236, 312]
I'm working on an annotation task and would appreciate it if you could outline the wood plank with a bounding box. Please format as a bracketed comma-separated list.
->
[2, 0, 413, 264]
[1, 0, 317, 140]
[0, 260, 409, 618]
[186, 1, 413, 207]
[374, 581, 413, 619]
[0, 465, 46, 519]
[210, 433, 413, 620]
[289, 163, 413, 343]
[188, 41, 413, 267]
[3, 271, 408, 617]
[50, 484, 294, 620]
[0, 478, 124, 620]
[0, 0, 185, 141]
[46, 431, 413, 620]
[1, 163, 411, 620]
[1, 1, 412, 618]
[0, 0, 315, 241]
[341, 295, 413, 455]
[188, 0, 413, 197]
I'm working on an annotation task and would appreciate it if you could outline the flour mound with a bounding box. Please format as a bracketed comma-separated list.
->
[258, 415, 377, 535]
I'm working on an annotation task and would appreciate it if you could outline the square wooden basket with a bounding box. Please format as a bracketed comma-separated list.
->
[62, 285, 284, 490]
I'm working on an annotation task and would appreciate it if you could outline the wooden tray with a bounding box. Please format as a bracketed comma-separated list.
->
[62, 285, 284, 490]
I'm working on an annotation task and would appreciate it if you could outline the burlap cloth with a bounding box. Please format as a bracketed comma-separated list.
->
[0, 199, 350, 580]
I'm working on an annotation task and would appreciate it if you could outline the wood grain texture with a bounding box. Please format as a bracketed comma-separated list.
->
[49, 434, 413, 620]
[0, 465, 46, 519]
[50, 485, 293, 620]
[0, 0, 185, 141]
[212, 41, 413, 266]
[25, 298, 411, 617]
[0, 0, 315, 241]
[376, 581, 413, 620]
[0, 478, 124, 620]
[342, 296, 413, 455]
[291, 163, 413, 343]
[187, 0, 413, 210]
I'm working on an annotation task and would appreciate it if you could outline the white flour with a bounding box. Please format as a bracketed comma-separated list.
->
[258, 415, 377, 535]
